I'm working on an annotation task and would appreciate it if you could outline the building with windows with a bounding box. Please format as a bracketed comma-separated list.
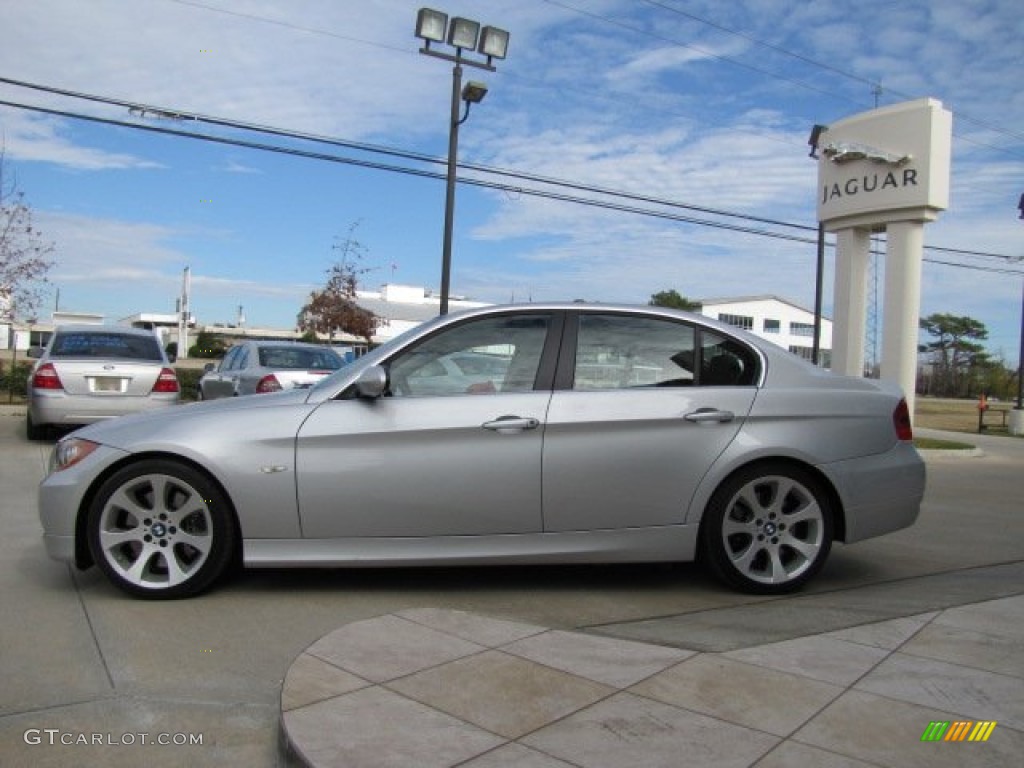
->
[699, 295, 832, 368]
[4, 289, 832, 370]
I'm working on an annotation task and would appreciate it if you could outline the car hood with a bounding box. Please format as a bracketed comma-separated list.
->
[68, 388, 316, 450]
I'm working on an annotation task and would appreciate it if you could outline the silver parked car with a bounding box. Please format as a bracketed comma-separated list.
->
[26, 325, 179, 440]
[197, 340, 347, 399]
[38, 304, 925, 599]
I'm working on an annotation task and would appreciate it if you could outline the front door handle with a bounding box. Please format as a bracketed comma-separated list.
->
[684, 408, 735, 424]
[482, 416, 540, 433]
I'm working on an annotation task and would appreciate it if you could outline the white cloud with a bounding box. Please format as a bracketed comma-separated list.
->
[0, 108, 163, 170]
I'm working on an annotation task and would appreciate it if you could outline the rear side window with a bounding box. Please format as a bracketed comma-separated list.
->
[700, 331, 759, 386]
[572, 314, 759, 390]
[50, 332, 163, 361]
[574, 314, 696, 389]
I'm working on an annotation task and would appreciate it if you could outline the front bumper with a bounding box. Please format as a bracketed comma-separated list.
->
[38, 443, 130, 564]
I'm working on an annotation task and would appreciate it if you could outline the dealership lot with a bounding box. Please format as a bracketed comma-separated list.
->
[0, 404, 1022, 766]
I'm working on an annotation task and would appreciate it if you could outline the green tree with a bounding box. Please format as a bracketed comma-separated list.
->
[649, 289, 702, 311]
[297, 223, 377, 343]
[188, 330, 228, 359]
[1, 150, 54, 320]
[918, 313, 990, 397]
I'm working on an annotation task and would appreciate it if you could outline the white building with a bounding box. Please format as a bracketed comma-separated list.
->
[699, 295, 833, 368]
[355, 283, 488, 343]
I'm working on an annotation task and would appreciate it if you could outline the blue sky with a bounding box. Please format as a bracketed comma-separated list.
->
[1, 0, 1022, 362]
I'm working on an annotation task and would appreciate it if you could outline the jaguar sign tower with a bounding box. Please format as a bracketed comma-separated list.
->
[817, 98, 952, 416]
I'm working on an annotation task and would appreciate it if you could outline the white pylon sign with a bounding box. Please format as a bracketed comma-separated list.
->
[816, 98, 952, 419]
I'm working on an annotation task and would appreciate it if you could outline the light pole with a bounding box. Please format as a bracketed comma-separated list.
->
[415, 8, 509, 315]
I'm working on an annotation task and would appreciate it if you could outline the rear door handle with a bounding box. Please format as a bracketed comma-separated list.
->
[482, 416, 540, 433]
[684, 408, 735, 424]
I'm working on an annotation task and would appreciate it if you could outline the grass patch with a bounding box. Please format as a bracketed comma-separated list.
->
[914, 436, 976, 451]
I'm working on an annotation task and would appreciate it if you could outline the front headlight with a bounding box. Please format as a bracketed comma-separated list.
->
[50, 438, 100, 473]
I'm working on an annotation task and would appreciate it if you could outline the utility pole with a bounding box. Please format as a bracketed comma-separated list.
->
[178, 266, 190, 359]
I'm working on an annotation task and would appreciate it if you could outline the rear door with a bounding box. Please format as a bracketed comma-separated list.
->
[542, 311, 759, 532]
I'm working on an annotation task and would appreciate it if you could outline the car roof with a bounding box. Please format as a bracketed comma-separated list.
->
[53, 324, 158, 336]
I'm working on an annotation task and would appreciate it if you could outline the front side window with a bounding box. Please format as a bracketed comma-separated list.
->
[218, 346, 240, 372]
[574, 314, 696, 390]
[387, 314, 550, 397]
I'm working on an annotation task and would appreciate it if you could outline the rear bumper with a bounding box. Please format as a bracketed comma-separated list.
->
[29, 390, 178, 427]
[823, 441, 926, 543]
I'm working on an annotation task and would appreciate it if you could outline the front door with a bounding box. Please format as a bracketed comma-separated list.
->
[295, 313, 557, 538]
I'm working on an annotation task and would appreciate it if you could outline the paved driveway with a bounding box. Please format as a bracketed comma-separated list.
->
[0, 406, 1021, 766]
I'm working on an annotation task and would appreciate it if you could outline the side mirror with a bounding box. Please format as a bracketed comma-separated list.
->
[353, 365, 388, 399]
[27, 347, 44, 359]
[203, 362, 215, 373]
[167, 351, 177, 363]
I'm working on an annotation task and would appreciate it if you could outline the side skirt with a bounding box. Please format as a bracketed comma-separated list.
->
[243, 525, 697, 568]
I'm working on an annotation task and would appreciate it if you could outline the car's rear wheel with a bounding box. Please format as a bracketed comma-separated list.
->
[86, 460, 236, 599]
[26, 412, 47, 441]
[700, 463, 833, 594]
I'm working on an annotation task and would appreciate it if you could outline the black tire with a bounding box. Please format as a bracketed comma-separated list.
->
[700, 463, 833, 594]
[26, 412, 47, 441]
[86, 459, 237, 599]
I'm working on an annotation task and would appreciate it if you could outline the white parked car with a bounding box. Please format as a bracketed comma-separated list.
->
[26, 325, 179, 440]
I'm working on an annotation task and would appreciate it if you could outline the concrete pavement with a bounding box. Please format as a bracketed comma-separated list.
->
[0, 404, 1020, 767]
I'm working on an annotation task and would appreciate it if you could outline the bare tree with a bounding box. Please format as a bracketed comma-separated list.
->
[297, 222, 376, 343]
[0, 150, 55, 321]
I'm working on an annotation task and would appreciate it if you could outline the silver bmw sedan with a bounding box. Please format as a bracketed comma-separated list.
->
[38, 304, 925, 599]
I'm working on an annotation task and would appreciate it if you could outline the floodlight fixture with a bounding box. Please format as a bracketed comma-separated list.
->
[448, 17, 480, 50]
[479, 26, 510, 60]
[415, 8, 448, 44]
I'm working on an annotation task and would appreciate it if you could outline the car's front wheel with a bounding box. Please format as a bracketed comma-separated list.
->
[700, 463, 833, 594]
[86, 460, 236, 599]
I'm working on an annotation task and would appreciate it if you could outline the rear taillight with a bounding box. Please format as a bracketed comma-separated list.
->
[893, 398, 913, 441]
[32, 363, 64, 390]
[256, 374, 282, 393]
[151, 368, 180, 394]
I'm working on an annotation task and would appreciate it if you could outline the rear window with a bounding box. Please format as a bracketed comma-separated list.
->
[258, 347, 343, 370]
[51, 332, 163, 361]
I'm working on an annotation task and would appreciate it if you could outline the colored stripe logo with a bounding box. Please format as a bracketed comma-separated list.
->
[921, 721, 997, 742]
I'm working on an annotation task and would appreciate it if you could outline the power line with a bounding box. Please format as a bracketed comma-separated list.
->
[0, 75, 817, 233]
[0, 79, 1020, 267]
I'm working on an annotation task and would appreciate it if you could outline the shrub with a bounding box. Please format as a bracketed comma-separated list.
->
[1, 360, 32, 399]
[175, 367, 204, 402]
